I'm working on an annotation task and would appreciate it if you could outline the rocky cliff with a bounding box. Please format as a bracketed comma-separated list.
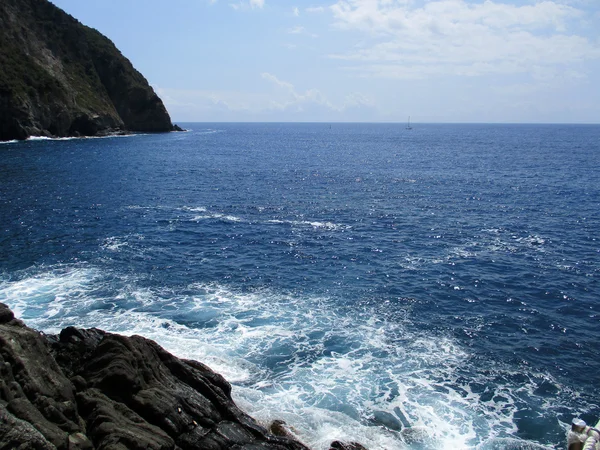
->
[0, 0, 177, 141]
[0, 303, 369, 450]
[0, 303, 310, 450]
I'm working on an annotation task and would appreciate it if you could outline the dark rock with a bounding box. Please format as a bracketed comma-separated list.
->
[269, 419, 305, 444]
[270, 420, 292, 438]
[67, 432, 93, 450]
[0, 0, 175, 141]
[0, 303, 14, 324]
[0, 305, 311, 450]
[76, 388, 177, 450]
[0, 404, 55, 450]
[172, 124, 185, 132]
[0, 309, 83, 449]
[329, 441, 368, 450]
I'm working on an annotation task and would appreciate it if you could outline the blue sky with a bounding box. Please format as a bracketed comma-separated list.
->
[50, 0, 600, 123]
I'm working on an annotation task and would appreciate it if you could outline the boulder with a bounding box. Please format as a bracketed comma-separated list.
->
[329, 441, 368, 450]
[0, 303, 311, 450]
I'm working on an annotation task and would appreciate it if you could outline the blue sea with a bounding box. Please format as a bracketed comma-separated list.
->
[1, 123, 599, 449]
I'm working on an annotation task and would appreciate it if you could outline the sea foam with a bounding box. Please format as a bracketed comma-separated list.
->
[0, 264, 572, 449]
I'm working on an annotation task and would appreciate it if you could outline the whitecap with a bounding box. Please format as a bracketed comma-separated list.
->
[0, 268, 575, 450]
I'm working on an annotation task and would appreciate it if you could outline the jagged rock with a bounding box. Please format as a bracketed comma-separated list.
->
[0, 303, 311, 450]
[76, 388, 176, 450]
[269, 419, 306, 444]
[67, 432, 93, 450]
[0, 404, 55, 450]
[0, 306, 14, 324]
[0, 0, 177, 141]
[0, 305, 83, 449]
[329, 441, 368, 450]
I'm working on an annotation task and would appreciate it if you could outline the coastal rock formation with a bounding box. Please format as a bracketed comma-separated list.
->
[0, 303, 311, 450]
[0, 0, 178, 141]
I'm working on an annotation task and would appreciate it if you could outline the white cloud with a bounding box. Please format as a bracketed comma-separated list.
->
[327, 0, 600, 79]
[287, 25, 319, 38]
[154, 76, 375, 121]
[306, 6, 326, 13]
[260, 72, 374, 112]
[230, 0, 265, 10]
[293, 6, 300, 16]
[261, 72, 296, 91]
[330, 0, 583, 33]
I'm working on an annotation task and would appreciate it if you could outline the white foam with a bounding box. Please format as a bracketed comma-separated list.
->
[181, 206, 208, 213]
[27, 136, 56, 141]
[0, 266, 102, 326]
[267, 219, 350, 231]
[191, 212, 242, 223]
[195, 129, 223, 135]
[121, 205, 350, 233]
[101, 236, 130, 252]
[0, 265, 569, 450]
[26, 133, 140, 142]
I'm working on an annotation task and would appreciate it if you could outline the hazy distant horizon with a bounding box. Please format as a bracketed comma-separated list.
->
[50, 0, 600, 124]
[172, 120, 600, 125]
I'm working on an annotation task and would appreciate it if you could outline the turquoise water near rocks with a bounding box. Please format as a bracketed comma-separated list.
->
[1, 123, 599, 449]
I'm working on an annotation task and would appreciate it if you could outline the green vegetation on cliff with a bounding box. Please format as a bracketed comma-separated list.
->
[0, 0, 175, 141]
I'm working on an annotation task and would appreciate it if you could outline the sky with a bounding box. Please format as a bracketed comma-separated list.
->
[50, 0, 600, 123]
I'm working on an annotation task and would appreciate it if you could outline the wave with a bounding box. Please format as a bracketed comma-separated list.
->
[0, 264, 579, 449]
[266, 219, 350, 231]
[194, 129, 223, 135]
[26, 134, 140, 142]
[191, 212, 242, 223]
[124, 204, 350, 231]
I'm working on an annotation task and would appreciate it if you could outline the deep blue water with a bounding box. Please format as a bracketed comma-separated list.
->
[1, 123, 599, 449]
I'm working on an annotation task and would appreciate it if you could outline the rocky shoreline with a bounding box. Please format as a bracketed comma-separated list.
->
[0, 303, 367, 450]
[0, 0, 181, 142]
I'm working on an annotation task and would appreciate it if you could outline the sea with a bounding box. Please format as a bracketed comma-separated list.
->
[0, 123, 598, 449]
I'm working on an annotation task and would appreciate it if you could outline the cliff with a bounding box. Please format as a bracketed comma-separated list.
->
[0, 0, 177, 141]
[0, 303, 369, 450]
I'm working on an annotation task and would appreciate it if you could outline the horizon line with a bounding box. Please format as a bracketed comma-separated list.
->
[171, 121, 600, 126]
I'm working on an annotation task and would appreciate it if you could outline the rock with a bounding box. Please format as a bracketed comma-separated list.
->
[0, 404, 55, 450]
[0, 308, 83, 449]
[67, 432, 93, 450]
[0, 0, 175, 141]
[172, 124, 185, 132]
[0, 303, 14, 323]
[270, 420, 292, 437]
[269, 419, 304, 443]
[329, 441, 368, 450]
[76, 388, 177, 450]
[0, 304, 311, 450]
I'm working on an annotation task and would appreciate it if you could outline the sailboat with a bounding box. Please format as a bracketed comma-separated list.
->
[406, 116, 413, 130]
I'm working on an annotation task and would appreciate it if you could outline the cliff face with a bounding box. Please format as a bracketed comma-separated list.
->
[0, 0, 175, 141]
